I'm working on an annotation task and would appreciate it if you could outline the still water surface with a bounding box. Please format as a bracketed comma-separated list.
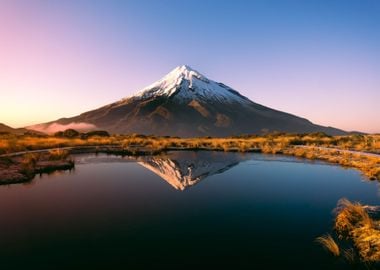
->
[0, 151, 379, 269]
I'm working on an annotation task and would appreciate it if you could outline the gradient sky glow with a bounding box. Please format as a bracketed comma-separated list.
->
[0, 0, 379, 133]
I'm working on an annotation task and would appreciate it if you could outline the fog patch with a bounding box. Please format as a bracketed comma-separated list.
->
[30, 122, 97, 134]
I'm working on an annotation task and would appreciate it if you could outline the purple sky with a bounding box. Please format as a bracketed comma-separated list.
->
[0, 0, 379, 133]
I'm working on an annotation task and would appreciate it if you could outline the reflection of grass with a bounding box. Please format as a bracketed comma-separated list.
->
[315, 234, 340, 256]
[343, 248, 356, 263]
[317, 198, 380, 265]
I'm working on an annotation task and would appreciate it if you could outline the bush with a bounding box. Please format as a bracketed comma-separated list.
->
[55, 129, 80, 138]
[54, 131, 64, 137]
[85, 130, 110, 138]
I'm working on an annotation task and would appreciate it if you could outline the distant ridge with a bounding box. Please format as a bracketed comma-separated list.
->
[29, 65, 347, 136]
[0, 123, 29, 134]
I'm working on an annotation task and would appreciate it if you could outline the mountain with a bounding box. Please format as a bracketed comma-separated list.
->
[137, 151, 248, 190]
[0, 123, 29, 134]
[29, 65, 346, 136]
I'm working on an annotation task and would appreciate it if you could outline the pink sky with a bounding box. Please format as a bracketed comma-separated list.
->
[0, 1, 379, 133]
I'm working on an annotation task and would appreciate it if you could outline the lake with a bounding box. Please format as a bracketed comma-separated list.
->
[0, 151, 378, 269]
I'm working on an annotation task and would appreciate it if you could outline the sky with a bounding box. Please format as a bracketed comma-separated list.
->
[0, 0, 379, 133]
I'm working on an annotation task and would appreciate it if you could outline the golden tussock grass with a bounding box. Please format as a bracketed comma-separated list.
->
[1, 133, 380, 180]
[334, 198, 380, 262]
[283, 147, 380, 180]
[0, 135, 119, 154]
[317, 198, 380, 264]
[48, 149, 70, 160]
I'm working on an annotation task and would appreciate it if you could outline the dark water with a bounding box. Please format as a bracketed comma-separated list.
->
[0, 151, 379, 270]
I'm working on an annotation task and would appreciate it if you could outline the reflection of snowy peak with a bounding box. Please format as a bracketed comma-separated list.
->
[138, 151, 247, 191]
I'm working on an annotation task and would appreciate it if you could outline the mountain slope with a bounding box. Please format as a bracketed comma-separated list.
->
[29, 65, 346, 136]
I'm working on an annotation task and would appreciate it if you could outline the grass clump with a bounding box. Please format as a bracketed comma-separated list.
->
[48, 149, 70, 160]
[334, 198, 380, 262]
[317, 198, 380, 266]
[19, 153, 40, 177]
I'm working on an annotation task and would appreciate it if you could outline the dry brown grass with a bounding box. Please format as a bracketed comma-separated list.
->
[121, 137, 262, 152]
[3, 133, 379, 154]
[0, 134, 119, 154]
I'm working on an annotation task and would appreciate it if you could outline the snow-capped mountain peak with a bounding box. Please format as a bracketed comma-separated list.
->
[130, 65, 249, 104]
[165, 65, 208, 82]
[30, 65, 346, 136]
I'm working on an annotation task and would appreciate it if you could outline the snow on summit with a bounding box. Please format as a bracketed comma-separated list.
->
[130, 65, 251, 104]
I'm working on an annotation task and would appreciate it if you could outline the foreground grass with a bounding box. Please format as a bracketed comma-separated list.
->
[283, 147, 380, 180]
[0, 135, 120, 154]
[1, 133, 379, 153]
[335, 199, 380, 262]
[317, 198, 380, 266]
[1, 133, 379, 180]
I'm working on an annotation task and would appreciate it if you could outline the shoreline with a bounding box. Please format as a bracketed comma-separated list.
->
[0, 158, 75, 185]
[0, 144, 379, 185]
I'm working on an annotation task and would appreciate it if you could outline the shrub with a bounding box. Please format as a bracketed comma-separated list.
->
[63, 129, 80, 138]
[54, 129, 80, 138]
[85, 130, 110, 138]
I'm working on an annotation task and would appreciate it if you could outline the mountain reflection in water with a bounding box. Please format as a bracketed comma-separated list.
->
[136, 151, 249, 190]
[1, 151, 379, 270]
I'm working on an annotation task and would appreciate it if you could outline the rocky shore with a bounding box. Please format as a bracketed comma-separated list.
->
[0, 151, 74, 185]
[0, 146, 160, 185]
